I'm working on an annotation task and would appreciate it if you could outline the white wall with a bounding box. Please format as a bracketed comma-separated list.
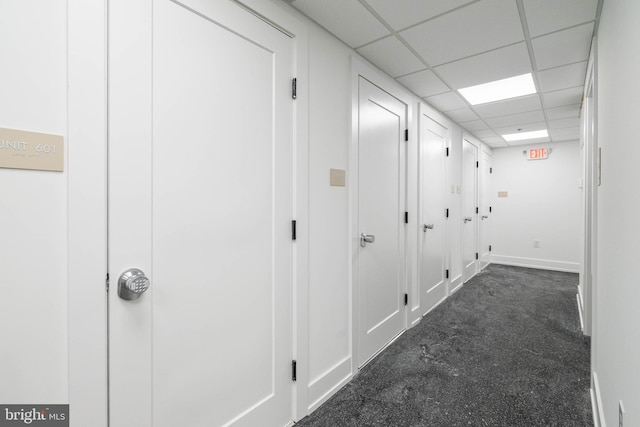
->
[593, 1, 640, 426]
[0, 0, 69, 403]
[305, 23, 352, 409]
[490, 141, 581, 272]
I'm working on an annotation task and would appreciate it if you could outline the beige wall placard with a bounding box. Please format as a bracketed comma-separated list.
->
[330, 168, 346, 187]
[0, 127, 64, 172]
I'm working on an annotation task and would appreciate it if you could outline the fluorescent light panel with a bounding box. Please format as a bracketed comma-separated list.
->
[502, 129, 548, 141]
[458, 73, 537, 105]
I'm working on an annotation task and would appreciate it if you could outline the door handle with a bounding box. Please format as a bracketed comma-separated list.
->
[481, 215, 489, 220]
[464, 217, 473, 223]
[360, 233, 375, 247]
[423, 224, 434, 232]
[118, 268, 150, 300]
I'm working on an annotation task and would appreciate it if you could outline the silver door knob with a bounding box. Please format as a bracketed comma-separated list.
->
[423, 224, 434, 232]
[118, 268, 150, 300]
[464, 217, 473, 223]
[360, 233, 375, 247]
[481, 215, 489, 220]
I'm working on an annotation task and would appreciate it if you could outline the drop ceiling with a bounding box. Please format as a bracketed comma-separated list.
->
[286, 0, 602, 148]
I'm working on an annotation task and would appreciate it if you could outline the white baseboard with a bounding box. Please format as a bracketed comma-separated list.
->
[576, 294, 584, 331]
[491, 254, 579, 273]
[591, 372, 606, 427]
[307, 356, 352, 412]
[449, 274, 463, 294]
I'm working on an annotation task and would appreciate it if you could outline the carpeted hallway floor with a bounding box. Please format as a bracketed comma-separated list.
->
[296, 264, 592, 427]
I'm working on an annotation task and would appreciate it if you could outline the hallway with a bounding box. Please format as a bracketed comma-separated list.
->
[3, 1, 640, 426]
[297, 265, 591, 426]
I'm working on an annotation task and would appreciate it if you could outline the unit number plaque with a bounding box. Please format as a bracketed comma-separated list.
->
[0, 127, 64, 172]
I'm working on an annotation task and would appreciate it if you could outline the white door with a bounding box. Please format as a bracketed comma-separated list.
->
[419, 112, 447, 314]
[479, 149, 492, 270]
[462, 139, 478, 283]
[357, 77, 406, 367]
[108, 1, 295, 426]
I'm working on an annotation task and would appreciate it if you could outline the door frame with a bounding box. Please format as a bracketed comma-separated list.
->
[417, 103, 450, 316]
[461, 136, 479, 283]
[478, 146, 492, 271]
[350, 57, 413, 371]
[67, 0, 311, 423]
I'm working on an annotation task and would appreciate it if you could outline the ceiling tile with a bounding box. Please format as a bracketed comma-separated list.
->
[397, 69, 449, 97]
[494, 121, 546, 136]
[532, 23, 594, 70]
[507, 137, 550, 146]
[434, 43, 532, 89]
[364, 0, 475, 31]
[424, 91, 467, 112]
[292, 0, 390, 47]
[548, 117, 580, 129]
[446, 108, 478, 122]
[485, 110, 545, 128]
[473, 129, 498, 138]
[459, 120, 488, 131]
[357, 36, 425, 77]
[549, 126, 580, 141]
[546, 104, 580, 120]
[399, 0, 524, 66]
[523, 0, 599, 38]
[483, 138, 508, 147]
[542, 86, 584, 108]
[537, 61, 588, 92]
[473, 94, 542, 119]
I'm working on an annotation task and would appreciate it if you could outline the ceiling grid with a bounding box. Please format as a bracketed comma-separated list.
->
[289, 0, 603, 147]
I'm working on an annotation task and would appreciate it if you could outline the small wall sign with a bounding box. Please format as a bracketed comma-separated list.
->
[527, 148, 548, 160]
[0, 127, 64, 172]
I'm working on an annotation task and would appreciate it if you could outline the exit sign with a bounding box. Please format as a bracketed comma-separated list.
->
[527, 148, 548, 160]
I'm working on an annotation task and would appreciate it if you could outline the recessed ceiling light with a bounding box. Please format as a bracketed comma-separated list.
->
[458, 73, 537, 105]
[502, 129, 548, 141]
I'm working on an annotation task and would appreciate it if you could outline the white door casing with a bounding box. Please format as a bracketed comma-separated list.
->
[356, 76, 407, 367]
[462, 139, 478, 283]
[419, 112, 448, 314]
[109, 0, 295, 426]
[479, 148, 492, 270]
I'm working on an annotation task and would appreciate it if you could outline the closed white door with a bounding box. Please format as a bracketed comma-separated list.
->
[108, 1, 295, 426]
[462, 140, 478, 283]
[479, 149, 492, 270]
[419, 112, 447, 313]
[357, 77, 406, 367]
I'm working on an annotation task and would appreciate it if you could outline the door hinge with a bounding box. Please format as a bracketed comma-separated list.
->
[106, 273, 110, 292]
[476, 161, 479, 168]
[445, 208, 449, 218]
[445, 269, 449, 279]
[475, 252, 479, 260]
[292, 78, 297, 100]
[404, 211, 409, 224]
[489, 245, 492, 252]
[405, 129, 409, 141]
[489, 206, 492, 213]
[404, 293, 408, 306]
[292, 360, 297, 382]
[446, 147, 450, 157]
[476, 207, 479, 214]
[292, 220, 297, 241]
[490, 167, 493, 174]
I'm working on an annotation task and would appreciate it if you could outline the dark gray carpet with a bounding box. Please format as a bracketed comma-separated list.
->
[297, 264, 592, 427]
